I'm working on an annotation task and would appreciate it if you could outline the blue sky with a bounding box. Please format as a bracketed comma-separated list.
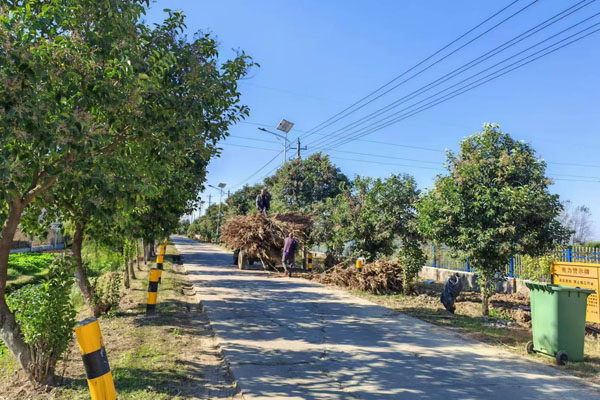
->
[146, 0, 600, 239]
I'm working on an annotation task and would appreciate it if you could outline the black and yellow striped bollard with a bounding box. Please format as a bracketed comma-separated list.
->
[74, 318, 116, 400]
[147, 268, 161, 315]
[156, 253, 164, 283]
[307, 252, 313, 270]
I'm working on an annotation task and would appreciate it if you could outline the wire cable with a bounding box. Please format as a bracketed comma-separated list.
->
[308, 0, 596, 149]
[322, 21, 600, 150]
[299, 0, 535, 141]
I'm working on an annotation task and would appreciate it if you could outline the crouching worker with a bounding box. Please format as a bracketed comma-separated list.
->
[282, 232, 298, 278]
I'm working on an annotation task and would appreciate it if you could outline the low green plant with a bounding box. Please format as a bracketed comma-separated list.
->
[397, 241, 426, 295]
[6, 256, 77, 383]
[7, 252, 57, 275]
[488, 308, 513, 321]
[520, 253, 557, 281]
[92, 270, 122, 315]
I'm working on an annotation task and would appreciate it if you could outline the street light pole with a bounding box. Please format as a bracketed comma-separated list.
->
[209, 183, 227, 244]
[258, 119, 294, 165]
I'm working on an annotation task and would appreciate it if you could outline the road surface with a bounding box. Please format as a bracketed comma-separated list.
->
[172, 236, 599, 400]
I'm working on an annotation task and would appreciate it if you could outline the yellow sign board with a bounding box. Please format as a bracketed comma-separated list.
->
[551, 261, 600, 323]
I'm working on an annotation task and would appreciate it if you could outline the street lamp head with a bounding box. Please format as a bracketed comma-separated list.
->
[218, 182, 227, 188]
[277, 119, 294, 133]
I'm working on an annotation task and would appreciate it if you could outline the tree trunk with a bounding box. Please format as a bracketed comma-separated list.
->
[123, 248, 130, 289]
[481, 290, 490, 316]
[149, 241, 156, 258]
[0, 200, 43, 383]
[129, 259, 136, 280]
[71, 223, 108, 318]
[136, 241, 141, 271]
[142, 239, 149, 265]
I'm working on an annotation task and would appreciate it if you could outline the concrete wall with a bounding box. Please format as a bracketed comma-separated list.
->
[419, 266, 530, 295]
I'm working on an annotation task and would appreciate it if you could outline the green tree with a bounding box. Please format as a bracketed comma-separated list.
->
[0, 1, 253, 384]
[266, 153, 348, 213]
[418, 124, 569, 315]
[313, 174, 421, 270]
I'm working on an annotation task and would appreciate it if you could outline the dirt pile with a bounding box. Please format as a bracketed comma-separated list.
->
[220, 213, 312, 265]
[315, 260, 403, 294]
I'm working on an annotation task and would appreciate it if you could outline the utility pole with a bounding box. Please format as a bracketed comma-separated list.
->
[216, 191, 222, 244]
[296, 138, 307, 160]
[208, 183, 227, 244]
[227, 190, 230, 199]
[207, 194, 212, 215]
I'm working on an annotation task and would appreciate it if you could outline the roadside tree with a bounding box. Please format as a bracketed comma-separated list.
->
[417, 124, 569, 315]
[266, 153, 348, 213]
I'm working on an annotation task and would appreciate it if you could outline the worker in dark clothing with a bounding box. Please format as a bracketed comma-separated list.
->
[282, 232, 298, 277]
[256, 188, 271, 216]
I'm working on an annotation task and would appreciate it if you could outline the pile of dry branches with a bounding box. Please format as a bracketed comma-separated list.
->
[315, 260, 403, 294]
[220, 213, 312, 265]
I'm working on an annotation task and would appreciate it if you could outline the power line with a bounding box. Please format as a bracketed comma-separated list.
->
[299, 0, 535, 142]
[308, 0, 596, 149]
[223, 140, 600, 170]
[227, 135, 280, 145]
[322, 21, 600, 150]
[229, 150, 283, 191]
[221, 143, 281, 152]
[329, 156, 600, 182]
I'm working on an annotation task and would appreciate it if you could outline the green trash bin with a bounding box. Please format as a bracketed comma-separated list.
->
[525, 281, 595, 365]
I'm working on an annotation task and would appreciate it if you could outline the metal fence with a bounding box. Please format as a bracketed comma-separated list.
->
[424, 245, 600, 278]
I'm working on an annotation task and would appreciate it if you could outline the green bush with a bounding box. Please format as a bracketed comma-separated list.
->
[92, 270, 122, 314]
[6, 256, 77, 382]
[397, 241, 426, 294]
[520, 253, 557, 281]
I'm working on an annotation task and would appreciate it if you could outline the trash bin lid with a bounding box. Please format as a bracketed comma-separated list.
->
[524, 280, 596, 294]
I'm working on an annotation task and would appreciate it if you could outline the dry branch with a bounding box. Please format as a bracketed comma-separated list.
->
[220, 213, 312, 266]
[315, 259, 403, 294]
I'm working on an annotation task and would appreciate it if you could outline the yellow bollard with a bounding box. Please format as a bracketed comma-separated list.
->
[356, 258, 364, 270]
[74, 318, 117, 400]
[159, 244, 166, 255]
[147, 268, 161, 315]
[156, 254, 164, 283]
[308, 253, 313, 270]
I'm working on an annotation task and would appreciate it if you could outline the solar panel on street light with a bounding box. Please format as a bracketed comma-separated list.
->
[277, 119, 294, 133]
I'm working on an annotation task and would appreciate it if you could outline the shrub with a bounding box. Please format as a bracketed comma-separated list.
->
[6, 256, 77, 383]
[520, 253, 557, 282]
[397, 241, 426, 295]
[92, 271, 122, 314]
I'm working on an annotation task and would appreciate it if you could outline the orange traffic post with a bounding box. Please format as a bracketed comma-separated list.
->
[307, 252, 313, 270]
[74, 318, 117, 400]
[147, 268, 161, 315]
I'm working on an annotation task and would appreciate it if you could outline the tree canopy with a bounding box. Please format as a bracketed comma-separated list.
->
[265, 153, 348, 213]
[0, 0, 254, 384]
[417, 123, 569, 314]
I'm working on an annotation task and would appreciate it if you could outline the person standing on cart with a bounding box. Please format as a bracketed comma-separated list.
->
[256, 188, 271, 216]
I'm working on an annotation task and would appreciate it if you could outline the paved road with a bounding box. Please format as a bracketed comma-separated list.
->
[172, 236, 599, 400]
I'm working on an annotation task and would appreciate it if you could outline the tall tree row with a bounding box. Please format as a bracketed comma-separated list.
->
[0, 0, 253, 384]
